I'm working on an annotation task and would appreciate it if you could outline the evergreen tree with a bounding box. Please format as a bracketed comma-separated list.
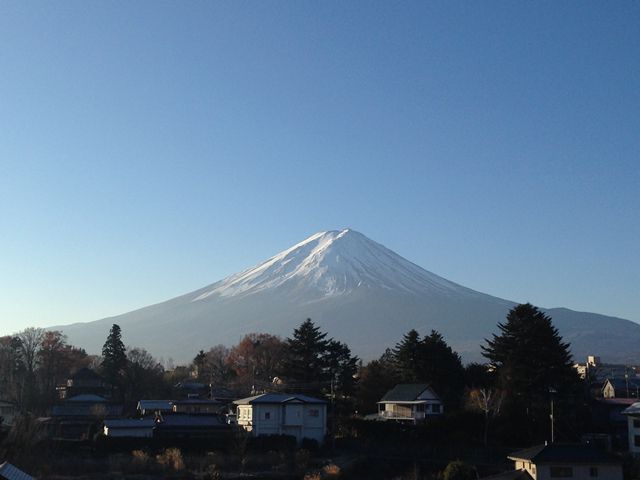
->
[392, 329, 465, 406]
[481, 303, 581, 442]
[482, 304, 577, 398]
[282, 319, 329, 391]
[420, 330, 465, 406]
[325, 339, 359, 397]
[354, 349, 397, 414]
[101, 324, 127, 395]
[392, 329, 422, 382]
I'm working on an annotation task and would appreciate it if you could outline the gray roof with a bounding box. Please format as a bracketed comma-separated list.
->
[137, 400, 173, 411]
[0, 462, 35, 480]
[508, 444, 621, 464]
[234, 393, 326, 405]
[159, 414, 227, 427]
[380, 384, 433, 402]
[604, 377, 640, 391]
[173, 398, 221, 405]
[52, 403, 123, 417]
[66, 394, 108, 403]
[622, 402, 640, 415]
[104, 418, 155, 429]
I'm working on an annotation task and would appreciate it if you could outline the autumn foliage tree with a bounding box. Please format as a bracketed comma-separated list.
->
[228, 333, 286, 392]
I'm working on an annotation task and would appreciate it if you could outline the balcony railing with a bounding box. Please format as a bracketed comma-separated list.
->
[379, 410, 424, 419]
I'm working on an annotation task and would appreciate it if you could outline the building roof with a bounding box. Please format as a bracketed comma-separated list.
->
[379, 384, 434, 402]
[173, 398, 221, 405]
[158, 414, 227, 428]
[508, 444, 621, 464]
[51, 403, 123, 418]
[622, 402, 640, 415]
[66, 394, 108, 403]
[0, 462, 35, 480]
[597, 398, 638, 407]
[233, 393, 327, 405]
[604, 377, 640, 392]
[104, 418, 155, 429]
[137, 400, 173, 411]
[481, 470, 533, 480]
[175, 382, 207, 390]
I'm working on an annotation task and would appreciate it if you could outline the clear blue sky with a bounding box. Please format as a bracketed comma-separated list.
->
[1, 1, 638, 336]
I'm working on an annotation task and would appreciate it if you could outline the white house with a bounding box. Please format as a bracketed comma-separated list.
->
[483, 444, 623, 480]
[622, 402, 640, 455]
[377, 384, 443, 423]
[233, 393, 327, 444]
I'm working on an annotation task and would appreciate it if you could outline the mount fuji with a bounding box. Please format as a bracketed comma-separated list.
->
[56, 229, 640, 364]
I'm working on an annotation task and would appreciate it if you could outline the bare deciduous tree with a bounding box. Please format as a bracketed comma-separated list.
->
[467, 387, 504, 446]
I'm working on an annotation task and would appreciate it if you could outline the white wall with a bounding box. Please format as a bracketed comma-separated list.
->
[628, 415, 640, 455]
[237, 402, 326, 444]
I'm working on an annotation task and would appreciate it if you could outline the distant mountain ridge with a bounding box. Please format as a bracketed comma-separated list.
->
[55, 229, 640, 364]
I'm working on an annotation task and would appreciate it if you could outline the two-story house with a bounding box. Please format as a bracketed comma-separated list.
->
[484, 443, 622, 480]
[377, 384, 443, 423]
[233, 393, 326, 444]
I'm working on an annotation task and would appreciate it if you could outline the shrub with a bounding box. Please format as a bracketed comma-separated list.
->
[156, 447, 185, 471]
[442, 460, 475, 480]
[323, 463, 341, 477]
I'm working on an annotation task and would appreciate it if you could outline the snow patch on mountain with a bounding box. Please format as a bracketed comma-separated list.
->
[192, 229, 469, 301]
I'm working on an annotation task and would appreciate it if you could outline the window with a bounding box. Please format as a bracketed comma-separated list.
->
[590, 467, 598, 477]
[264, 412, 271, 420]
[550, 466, 573, 478]
[416, 404, 425, 412]
[308, 409, 319, 417]
[432, 404, 441, 413]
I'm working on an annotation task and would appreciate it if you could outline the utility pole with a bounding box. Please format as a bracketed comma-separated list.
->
[550, 397, 554, 443]
[549, 387, 557, 443]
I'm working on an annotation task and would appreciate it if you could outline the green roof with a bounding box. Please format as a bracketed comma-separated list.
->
[380, 384, 432, 402]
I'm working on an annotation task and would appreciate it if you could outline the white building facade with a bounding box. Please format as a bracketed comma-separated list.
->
[234, 393, 327, 444]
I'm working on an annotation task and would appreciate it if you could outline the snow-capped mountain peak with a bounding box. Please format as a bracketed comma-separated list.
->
[192, 228, 466, 301]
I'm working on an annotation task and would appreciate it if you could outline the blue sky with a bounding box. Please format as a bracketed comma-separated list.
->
[1, 1, 638, 336]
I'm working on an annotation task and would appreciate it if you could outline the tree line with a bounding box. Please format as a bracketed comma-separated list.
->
[0, 303, 582, 444]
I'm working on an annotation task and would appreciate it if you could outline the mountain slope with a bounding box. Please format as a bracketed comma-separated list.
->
[55, 229, 640, 363]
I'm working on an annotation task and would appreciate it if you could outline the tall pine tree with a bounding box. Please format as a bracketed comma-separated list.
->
[101, 324, 127, 397]
[282, 318, 330, 391]
[481, 303, 581, 442]
[393, 329, 464, 406]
